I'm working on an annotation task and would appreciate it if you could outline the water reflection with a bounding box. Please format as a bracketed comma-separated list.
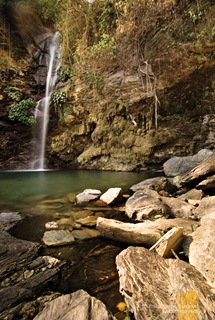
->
[0, 169, 160, 211]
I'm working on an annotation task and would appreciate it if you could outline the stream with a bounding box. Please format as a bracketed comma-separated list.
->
[0, 169, 160, 318]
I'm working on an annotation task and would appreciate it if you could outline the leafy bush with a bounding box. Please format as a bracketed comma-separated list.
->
[7, 87, 22, 102]
[9, 98, 36, 125]
[51, 90, 67, 108]
[51, 90, 68, 120]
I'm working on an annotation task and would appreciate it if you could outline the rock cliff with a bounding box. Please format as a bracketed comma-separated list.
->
[0, 0, 215, 170]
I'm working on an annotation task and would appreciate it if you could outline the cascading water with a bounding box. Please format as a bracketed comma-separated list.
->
[32, 32, 61, 170]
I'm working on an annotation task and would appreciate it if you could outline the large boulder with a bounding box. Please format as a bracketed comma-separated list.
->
[193, 195, 215, 219]
[125, 191, 171, 221]
[161, 196, 195, 219]
[33, 289, 116, 320]
[125, 189, 195, 221]
[163, 149, 213, 177]
[116, 246, 215, 320]
[189, 211, 215, 283]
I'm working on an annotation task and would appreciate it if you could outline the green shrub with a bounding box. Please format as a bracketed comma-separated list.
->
[9, 98, 36, 125]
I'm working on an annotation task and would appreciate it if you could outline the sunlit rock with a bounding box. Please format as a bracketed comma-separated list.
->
[100, 187, 123, 205]
[75, 189, 102, 205]
[125, 191, 171, 221]
[33, 289, 116, 320]
[189, 211, 215, 283]
[116, 246, 215, 320]
[150, 227, 184, 258]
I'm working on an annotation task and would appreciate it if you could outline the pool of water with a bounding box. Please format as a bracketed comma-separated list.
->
[0, 169, 161, 319]
[0, 169, 160, 211]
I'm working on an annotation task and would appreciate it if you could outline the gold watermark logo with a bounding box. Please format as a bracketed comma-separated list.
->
[177, 290, 198, 319]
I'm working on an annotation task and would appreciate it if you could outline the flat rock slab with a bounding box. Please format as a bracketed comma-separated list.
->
[150, 227, 184, 258]
[116, 246, 215, 320]
[33, 289, 116, 320]
[42, 230, 75, 246]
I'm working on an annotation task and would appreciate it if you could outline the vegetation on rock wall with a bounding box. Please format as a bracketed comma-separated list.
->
[0, 0, 214, 169]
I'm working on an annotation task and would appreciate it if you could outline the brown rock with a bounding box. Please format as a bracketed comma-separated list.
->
[150, 227, 184, 258]
[181, 153, 215, 186]
[116, 247, 215, 320]
[125, 191, 171, 221]
[189, 211, 215, 283]
[96, 217, 198, 246]
[33, 289, 116, 320]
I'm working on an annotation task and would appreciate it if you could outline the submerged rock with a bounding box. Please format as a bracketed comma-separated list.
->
[33, 289, 116, 320]
[42, 230, 75, 246]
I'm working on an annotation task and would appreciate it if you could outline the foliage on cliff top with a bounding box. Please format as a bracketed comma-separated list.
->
[1, 0, 215, 86]
[36, 0, 214, 89]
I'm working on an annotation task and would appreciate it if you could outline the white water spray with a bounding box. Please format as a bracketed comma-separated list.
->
[32, 32, 61, 170]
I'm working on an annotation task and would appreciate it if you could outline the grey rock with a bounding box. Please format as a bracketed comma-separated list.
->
[130, 176, 177, 194]
[42, 230, 75, 246]
[181, 152, 215, 187]
[163, 149, 213, 177]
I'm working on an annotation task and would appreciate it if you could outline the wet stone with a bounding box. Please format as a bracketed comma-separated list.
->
[42, 230, 75, 246]
[76, 216, 98, 227]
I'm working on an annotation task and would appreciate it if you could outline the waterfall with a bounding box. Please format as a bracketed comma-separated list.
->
[32, 32, 61, 170]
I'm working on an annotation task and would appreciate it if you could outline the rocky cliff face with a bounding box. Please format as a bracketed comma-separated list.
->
[0, 1, 215, 171]
[48, 65, 215, 171]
